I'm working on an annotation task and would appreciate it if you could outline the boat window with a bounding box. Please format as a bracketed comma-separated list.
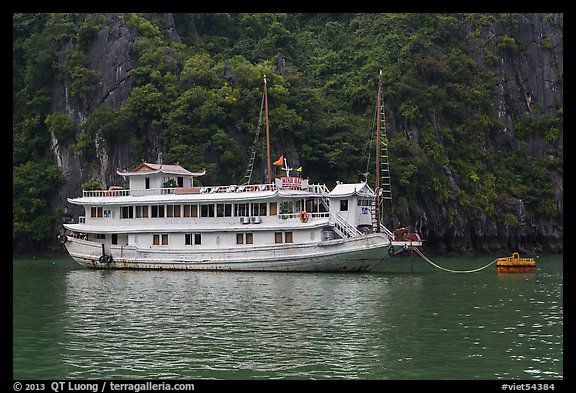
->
[136, 206, 148, 218]
[235, 203, 249, 217]
[121, 206, 134, 219]
[305, 199, 316, 213]
[185, 233, 202, 245]
[91, 206, 103, 218]
[183, 204, 198, 217]
[151, 205, 165, 218]
[167, 204, 181, 217]
[275, 231, 293, 244]
[358, 199, 371, 207]
[237, 233, 254, 245]
[294, 200, 302, 212]
[251, 203, 267, 216]
[340, 200, 348, 211]
[201, 204, 215, 217]
[153, 234, 168, 245]
[217, 203, 233, 217]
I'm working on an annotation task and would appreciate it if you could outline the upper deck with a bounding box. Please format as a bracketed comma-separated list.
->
[73, 178, 330, 205]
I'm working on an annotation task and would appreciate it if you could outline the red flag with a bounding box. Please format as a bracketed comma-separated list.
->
[273, 155, 284, 166]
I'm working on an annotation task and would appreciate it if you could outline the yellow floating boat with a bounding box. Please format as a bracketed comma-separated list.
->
[496, 252, 536, 273]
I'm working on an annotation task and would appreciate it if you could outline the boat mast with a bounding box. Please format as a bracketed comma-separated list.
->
[264, 75, 272, 184]
[373, 70, 394, 232]
[375, 70, 382, 233]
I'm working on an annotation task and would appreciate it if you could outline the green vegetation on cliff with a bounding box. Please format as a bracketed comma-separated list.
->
[13, 13, 563, 251]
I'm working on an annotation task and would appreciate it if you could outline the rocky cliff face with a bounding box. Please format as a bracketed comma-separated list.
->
[51, 14, 138, 222]
[406, 13, 563, 254]
[49, 13, 562, 254]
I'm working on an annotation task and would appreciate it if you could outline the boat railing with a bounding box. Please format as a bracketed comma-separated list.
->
[378, 223, 395, 238]
[308, 184, 330, 194]
[83, 189, 131, 197]
[82, 182, 330, 198]
[331, 212, 363, 238]
[200, 183, 278, 193]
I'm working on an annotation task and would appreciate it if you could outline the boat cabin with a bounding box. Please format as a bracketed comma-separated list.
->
[329, 182, 374, 229]
[117, 162, 206, 191]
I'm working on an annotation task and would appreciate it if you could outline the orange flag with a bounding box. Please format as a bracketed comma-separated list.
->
[273, 155, 284, 166]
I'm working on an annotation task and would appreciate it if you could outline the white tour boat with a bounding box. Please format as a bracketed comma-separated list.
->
[60, 72, 422, 271]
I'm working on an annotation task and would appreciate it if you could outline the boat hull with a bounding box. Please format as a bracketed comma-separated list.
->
[63, 234, 395, 272]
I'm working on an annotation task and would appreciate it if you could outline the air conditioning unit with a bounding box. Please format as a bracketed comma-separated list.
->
[240, 217, 250, 224]
[250, 216, 261, 224]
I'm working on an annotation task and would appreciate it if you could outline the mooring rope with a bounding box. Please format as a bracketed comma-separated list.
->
[412, 246, 499, 273]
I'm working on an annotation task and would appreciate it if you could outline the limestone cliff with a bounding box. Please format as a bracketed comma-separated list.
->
[47, 13, 562, 254]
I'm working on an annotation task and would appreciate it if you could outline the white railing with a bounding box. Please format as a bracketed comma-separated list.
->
[331, 212, 362, 238]
[308, 184, 330, 194]
[200, 183, 278, 193]
[83, 189, 131, 197]
[378, 223, 395, 238]
[81, 182, 331, 198]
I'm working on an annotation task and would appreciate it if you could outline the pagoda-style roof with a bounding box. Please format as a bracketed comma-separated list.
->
[329, 182, 373, 198]
[117, 162, 206, 177]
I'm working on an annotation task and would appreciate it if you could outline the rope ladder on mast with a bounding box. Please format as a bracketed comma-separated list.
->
[241, 91, 266, 186]
[372, 70, 394, 233]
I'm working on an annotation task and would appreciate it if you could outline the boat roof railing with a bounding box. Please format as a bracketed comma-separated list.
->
[81, 182, 330, 198]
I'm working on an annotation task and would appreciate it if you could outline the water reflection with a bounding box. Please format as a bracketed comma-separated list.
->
[12, 256, 559, 380]
[62, 269, 425, 379]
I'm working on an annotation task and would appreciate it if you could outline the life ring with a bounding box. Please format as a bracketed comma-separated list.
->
[388, 245, 395, 256]
[58, 234, 67, 244]
[299, 211, 310, 223]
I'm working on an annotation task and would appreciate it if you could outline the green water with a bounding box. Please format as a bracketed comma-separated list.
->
[13, 255, 563, 380]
